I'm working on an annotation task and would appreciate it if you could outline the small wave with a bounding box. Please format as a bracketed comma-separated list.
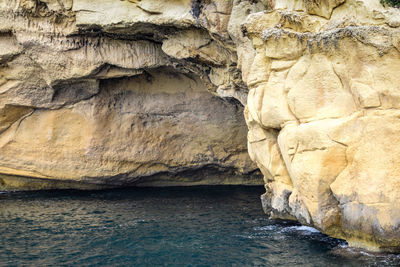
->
[280, 225, 320, 234]
[253, 225, 280, 231]
[331, 245, 400, 264]
[233, 234, 257, 239]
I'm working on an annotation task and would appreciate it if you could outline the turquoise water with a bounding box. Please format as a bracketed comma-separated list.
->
[1, 186, 399, 266]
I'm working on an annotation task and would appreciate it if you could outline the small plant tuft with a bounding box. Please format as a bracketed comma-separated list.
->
[380, 0, 400, 8]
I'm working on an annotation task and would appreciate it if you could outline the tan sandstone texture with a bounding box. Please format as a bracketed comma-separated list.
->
[1, 0, 400, 252]
[0, 0, 263, 189]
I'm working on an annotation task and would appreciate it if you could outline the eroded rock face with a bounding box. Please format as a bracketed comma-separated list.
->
[0, 68, 260, 188]
[1, 0, 400, 252]
[0, 0, 262, 189]
[244, 0, 400, 252]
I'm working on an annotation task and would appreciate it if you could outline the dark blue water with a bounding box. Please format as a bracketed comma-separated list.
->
[1, 186, 399, 266]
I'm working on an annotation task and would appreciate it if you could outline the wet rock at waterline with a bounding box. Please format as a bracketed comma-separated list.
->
[1, 0, 400, 252]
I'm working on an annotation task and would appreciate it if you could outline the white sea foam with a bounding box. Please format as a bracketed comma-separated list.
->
[253, 225, 279, 231]
[281, 225, 320, 234]
[233, 234, 259, 239]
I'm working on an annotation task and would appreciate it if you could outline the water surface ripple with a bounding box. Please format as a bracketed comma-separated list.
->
[1, 186, 399, 266]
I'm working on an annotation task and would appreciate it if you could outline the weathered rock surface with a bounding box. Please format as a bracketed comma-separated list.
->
[1, 0, 400, 252]
[245, 0, 400, 252]
[0, 0, 262, 189]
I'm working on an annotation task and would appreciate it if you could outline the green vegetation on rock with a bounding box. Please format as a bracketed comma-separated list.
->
[381, 0, 400, 7]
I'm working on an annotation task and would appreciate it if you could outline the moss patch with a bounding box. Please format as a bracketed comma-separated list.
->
[381, 0, 400, 7]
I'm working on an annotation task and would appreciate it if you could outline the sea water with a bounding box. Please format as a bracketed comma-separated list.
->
[1, 186, 399, 266]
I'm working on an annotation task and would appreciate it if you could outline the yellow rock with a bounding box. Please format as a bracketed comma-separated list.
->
[244, 0, 400, 252]
[0, 69, 261, 188]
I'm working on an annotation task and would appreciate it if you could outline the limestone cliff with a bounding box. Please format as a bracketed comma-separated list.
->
[244, 0, 400, 252]
[1, 0, 400, 252]
[0, 0, 263, 189]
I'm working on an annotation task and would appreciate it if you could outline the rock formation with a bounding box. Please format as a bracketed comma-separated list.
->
[244, 0, 400, 252]
[1, 0, 400, 252]
[0, 0, 264, 190]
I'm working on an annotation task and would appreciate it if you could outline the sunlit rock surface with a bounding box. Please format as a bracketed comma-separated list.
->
[0, 0, 262, 189]
[1, 0, 400, 252]
[245, 0, 400, 252]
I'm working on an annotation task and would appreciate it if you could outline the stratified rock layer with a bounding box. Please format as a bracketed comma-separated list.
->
[1, 0, 400, 252]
